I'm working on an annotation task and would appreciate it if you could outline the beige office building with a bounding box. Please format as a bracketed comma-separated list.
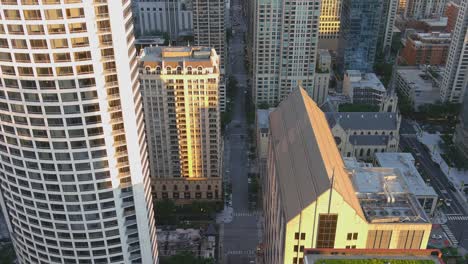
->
[139, 46, 222, 201]
[263, 88, 431, 264]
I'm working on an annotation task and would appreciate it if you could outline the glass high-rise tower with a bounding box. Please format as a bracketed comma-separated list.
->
[338, 0, 383, 73]
[0, 1, 158, 263]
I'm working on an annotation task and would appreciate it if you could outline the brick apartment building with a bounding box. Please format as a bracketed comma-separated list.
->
[400, 32, 450, 65]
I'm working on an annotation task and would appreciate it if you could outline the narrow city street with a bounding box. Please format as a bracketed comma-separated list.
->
[220, 0, 260, 263]
[400, 135, 468, 249]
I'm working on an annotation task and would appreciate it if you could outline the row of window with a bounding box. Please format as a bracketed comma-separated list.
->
[1, 77, 95, 89]
[2, 8, 85, 21]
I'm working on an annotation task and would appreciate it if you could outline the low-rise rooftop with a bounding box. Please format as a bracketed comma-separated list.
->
[345, 157, 430, 224]
[374, 153, 438, 197]
[345, 70, 386, 92]
[325, 112, 399, 131]
[139, 46, 218, 69]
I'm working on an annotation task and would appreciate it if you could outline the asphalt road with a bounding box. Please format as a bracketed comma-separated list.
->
[399, 136, 468, 249]
[221, 0, 259, 263]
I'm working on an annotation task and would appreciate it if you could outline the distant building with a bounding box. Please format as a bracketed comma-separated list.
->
[318, 0, 342, 50]
[343, 71, 387, 106]
[339, 0, 383, 72]
[394, 66, 442, 110]
[256, 109, 274, 162]
[156, 227, 217, 259]
[374, 153, 438, 215]
[263, 88, 431, 264]
[445, 1, 460, 33]
[326, 112, 401, 160]
[454, 87, 468, 166]
[139, 46, 222, 201]
[134, 0, 193, 40]
[252, 0, 321, 105]
[192, 0, 226, 68]
[404, 0, 447, 19]
[313, 50, 332, 105]
[379, 0, 399, 53]
[400, 32, 451, 66]
[440, 0, 468, 103]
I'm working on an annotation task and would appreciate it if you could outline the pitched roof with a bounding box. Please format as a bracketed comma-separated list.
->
[269, 88, 364, 221]
[349, 135, 390, 146]
[325, 112, 398, 131]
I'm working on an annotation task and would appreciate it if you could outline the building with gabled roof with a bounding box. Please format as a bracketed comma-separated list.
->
[263, 88, 431, 264]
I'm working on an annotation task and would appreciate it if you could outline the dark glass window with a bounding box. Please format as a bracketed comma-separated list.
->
[316, 214, 337, 248]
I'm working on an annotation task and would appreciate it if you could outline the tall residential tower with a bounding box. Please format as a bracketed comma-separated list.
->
[139, 46, 222, 201]
[440, 0, 468, 103]
[0, 1, 158, 263]
[252, 0, 321, 106]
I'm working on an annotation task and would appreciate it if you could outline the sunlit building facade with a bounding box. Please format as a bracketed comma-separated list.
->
[263, 88, 431, 264]
[139, 46, 222, 201]
[0, 1, 158, 263]
[318, 0, 341, 50]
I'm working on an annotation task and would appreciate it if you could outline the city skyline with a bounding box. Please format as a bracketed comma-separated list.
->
[0, 0, 467, 263]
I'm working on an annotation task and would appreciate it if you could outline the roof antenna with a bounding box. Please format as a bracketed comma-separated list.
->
[327, 167, 336, 214]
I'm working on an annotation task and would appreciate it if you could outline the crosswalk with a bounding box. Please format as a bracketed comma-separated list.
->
[447, 215, 468, 221]
[441, 224, 458, 246]
[233, 211, 261, 217]
[226, 250, 255, 255]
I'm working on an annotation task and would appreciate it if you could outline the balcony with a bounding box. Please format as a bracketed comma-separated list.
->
[112, 128, 125, 136]
[108, 105, 121, 112]
[105, 81, 119, 88]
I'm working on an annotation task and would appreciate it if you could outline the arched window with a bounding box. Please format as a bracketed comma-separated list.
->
[173, 185, 178, 191]
[196, 185, 200, 190]
[162, 185, 166, 191]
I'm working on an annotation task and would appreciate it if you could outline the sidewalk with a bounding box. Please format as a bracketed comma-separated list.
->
[418, 132, 468, 203]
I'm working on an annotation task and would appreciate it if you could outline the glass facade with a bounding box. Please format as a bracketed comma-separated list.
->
[338, 0, 383, 72]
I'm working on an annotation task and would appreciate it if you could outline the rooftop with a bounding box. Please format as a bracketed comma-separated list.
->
[256, 108, 275, 130]
[409, 32, 451, 45]
[374, 153, 438, 197]
[348, 135, 390, 146]
[325, 112, 399, 131]
[139, 46, 218, 69]
[269, 88, 364, 221]
[345, 71, 386, 92]
[396, 67, 441, 92]
[345, 157, 431, 223]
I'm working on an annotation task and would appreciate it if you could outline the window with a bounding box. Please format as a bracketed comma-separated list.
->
[366, 230, 392, 249]
[316, 214, 337, 248]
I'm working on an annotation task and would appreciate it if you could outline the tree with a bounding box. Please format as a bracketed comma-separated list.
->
[160, 252, 214, 264]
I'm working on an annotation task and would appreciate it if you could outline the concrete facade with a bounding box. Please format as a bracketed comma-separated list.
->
[0, 1, 159, 263]
[343, 71, 387, 106]
[440, 0, 468, 103]
[252, 0, 321, 105]
[139, 46, 222, 201]
[134, 0, 193, 40]
[400, 32, 451, 66]
[395, 66, 442, 110]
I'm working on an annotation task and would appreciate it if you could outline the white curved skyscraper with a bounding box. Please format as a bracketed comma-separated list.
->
[0, 1, 158, 263]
